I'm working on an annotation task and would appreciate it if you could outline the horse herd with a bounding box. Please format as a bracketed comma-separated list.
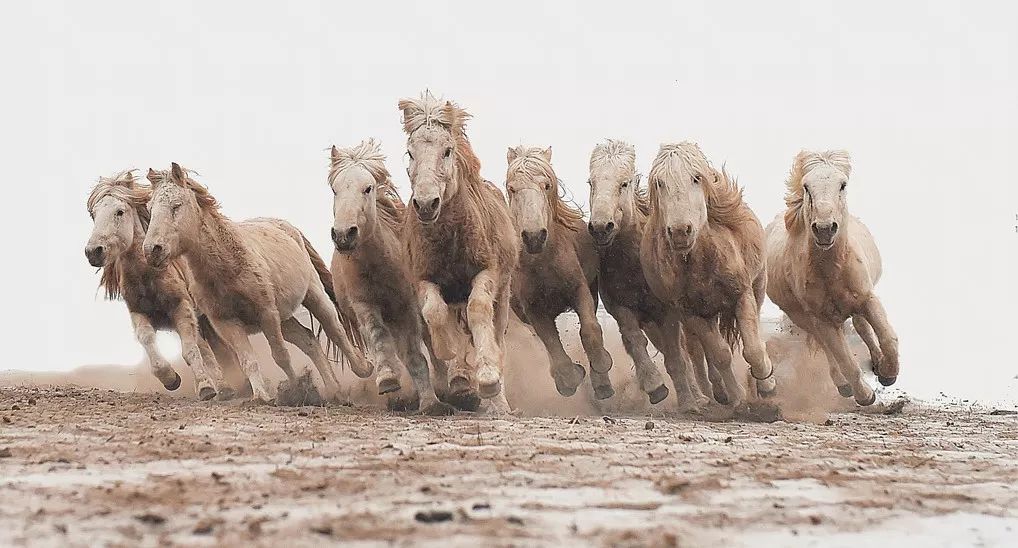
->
[84, 91, 900, 415]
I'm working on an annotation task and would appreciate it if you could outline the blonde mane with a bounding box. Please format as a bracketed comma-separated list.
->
[507, 146, 584, 231]
[784, 149, 852, 231]
[87, 170, 151, 301]
[398, 91, 500, 206]
[329, 139, 406, 230]
[148, 167, 225, 220]
[649, 142, 752, 230]
[590, 139, 650, 216]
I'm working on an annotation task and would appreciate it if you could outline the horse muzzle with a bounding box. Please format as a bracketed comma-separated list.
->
[84, 245, 106, 268]
[144, 244, 169, 268]
[412, 196, 442, 224]
[587, 220, 617, 247]
[521, 229, 548, 254]
[811, 221, 839, 249]
[331, 226, 359, 252]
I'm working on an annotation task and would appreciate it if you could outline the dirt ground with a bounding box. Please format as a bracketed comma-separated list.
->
[1, 385, 1017, 547]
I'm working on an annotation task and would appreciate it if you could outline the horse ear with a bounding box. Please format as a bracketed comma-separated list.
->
[146, 168, 161, 187]
[539, 146, 552, 162]
[331, 145, 341, 161]
[169, 163, 186, 185]
[506, 146, 519, 164]
[631, 173, 642, 188]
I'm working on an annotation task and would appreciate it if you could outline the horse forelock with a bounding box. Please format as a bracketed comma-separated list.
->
[507, 147, 583, 231]
[784, 149, 852, 231]
[149, 167, 224, 219]
[650, 142, 750, 230]
[590, 139, 649, 217]
[329, 139, 406, 230]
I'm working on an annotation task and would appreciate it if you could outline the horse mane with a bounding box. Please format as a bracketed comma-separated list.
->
[590, 139, 650, 216]
[649, 142, 753, 231]
[87, 170, 151, 301]
[784, 149, 852, 232]
[398, 91, 503, 220]
[329, 139, 406, 231]
[507, 146, 584, 231]
[148, 166, 225, 220]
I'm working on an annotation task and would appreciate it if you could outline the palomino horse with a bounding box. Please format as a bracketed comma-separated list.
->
[399, 91, 519, 413]
[327, 139, 455, 415]
[640, 142, 776, 408]
[504, 145, 615, 400]
[143, 163, 370, 405]
[85, 170, 226, 400]
[586, 139, 715, 406]
[765, 150, 899, 406]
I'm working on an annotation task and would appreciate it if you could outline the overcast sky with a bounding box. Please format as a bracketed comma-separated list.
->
[2, 2, 1015, 401]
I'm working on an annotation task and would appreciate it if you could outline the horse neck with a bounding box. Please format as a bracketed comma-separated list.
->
[185, 211, 244, 282]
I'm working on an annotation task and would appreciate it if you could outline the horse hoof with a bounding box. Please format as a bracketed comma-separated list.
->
[712, 387, 731, 405]
[377, 377, 401, 396]
[878, 375, 897, 387]
[448, 375, 472, 396]
[387, 392, 421, 412]
[856, 390, 877, 407]
[837, 384, 854, 398]
[756, 382, 777, 400]
[198, 386, 216, 401]
[422, 401, 457, 416]
[593, 384, 615, 400]
[164, 372, 182, 391]
[215, 387, 237, 401]
[648, 384, 669, 405]
[553, 364, 585, 397]
[444, 390, 481, 412]
[478, 378, 502, 399]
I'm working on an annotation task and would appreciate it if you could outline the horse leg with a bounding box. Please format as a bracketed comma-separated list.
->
[683, 326, 717, 403]
[171, 305, 221, 401]
[736, 292, 777, 398]
[646, 316, 707, 411]
[352, 303, 404, 397]
[418, 281, 458, 361]
[530, 312, 586, 397]
[684, 315, 746, 406]
[130, 313, 180, 391]
[261, 313, 323, 407]
[861, 298, 900, 386]
[280, 317, 341, 401]
[213, 319, 273, 404]
[466, 269, 504, 399]
[852, 314, 884, 375]
[198, 335, 237, 401]
[816, 322, 876, 406]
[574, 284, 614, 400]
[398, 328, 455, 416]
[303, 283, 372, 378]
[610, 306, 668, 404]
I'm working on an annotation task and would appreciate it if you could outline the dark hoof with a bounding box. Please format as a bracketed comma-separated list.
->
[198, 386, 217, 401]
[277, 377, 323, 407]
[448, 375, 472, 396]
[837, 384, 854, 398]
[164, 372, 182, 391]
[422, 401, 457, 416]
[878, 375, 897, 387]
[377, 377, 401, 395]
[593, 383, 615, 400]
[712, 386, 731, 406]
[648, 384, 669, 405]
[756, 383, 777, 399]
[387, 392, 421, 412]
[553, 364, 586, 397]
[478, 378, 502, 399]
[444, 390, 481, 412]
[856, 390, 877, 407]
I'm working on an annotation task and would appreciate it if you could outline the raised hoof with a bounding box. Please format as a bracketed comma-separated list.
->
[837, 384, 854, 398]
[648, 384, 669, 405]
[478, 378, 502, 399]
[444, 390, 481, 412]
[422, 401, 457, 416]
[712, 386, 731, 406]
[593, 383, 615, 400]
[164, 372, 182, 392]
[215, 387, 238, 401]
[856, 390, 877, 407]
[756, 382, 777, 400]
[387, 392, 421, 413]
[878, 375, 897, 387]
[553, 364, 586, 397]
[198, 386, 217, 401]
[448, 375, 472, 396]
[377, 376, 401, 396]
[277, 377, 324, 407]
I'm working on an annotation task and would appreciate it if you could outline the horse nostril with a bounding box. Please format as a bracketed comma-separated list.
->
[330, 227, 338, 242]
[151, 244, 163, 256]
[347, 226, 358, 238]
[830, 221, 839, 232]
[538, 228, 547, 242]
[94, 246, 104, 257]
[429, 197, 440, 210]
[587, 222, 595, 235]
[412, 199, 422, 212]
[604, 221, 615, 233]
[685, 224, 693, 235]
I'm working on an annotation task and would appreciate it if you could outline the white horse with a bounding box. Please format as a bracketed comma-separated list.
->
[765, 150, 899, 406]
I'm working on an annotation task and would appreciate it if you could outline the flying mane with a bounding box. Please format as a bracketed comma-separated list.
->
[784, 149, 852, 232]
[329, 139, 405, 231]
[590, 139, 650, 216]
[86, 170, 151, 301]
[147, 167, 225, 220]
[649, 142, 753, 231]
[507, 146, 584, 231]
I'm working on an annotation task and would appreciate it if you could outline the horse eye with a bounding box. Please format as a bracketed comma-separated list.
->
[363, 185, 373, 194]
[443, 148, 453, 159]
[840, 182, 847, 191]
[620, 181, 629, 189]
[508, 187, 516, 194]
[692, 175, 702, 185]
[115, 209, 124, 217]
[544, 183, 551, 191]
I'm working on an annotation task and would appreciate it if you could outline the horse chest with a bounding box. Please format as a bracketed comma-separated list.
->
[599, 255, 662, 320]
[122, 274, 181, 330]
[668, 253, 737, 318]
[802, 271, 867, 323]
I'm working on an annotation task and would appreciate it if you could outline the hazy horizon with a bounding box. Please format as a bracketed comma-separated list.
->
[2, 2, 1016, 402]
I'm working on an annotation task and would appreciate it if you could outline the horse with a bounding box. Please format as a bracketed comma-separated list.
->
[85, 170, 227, 400]
[640, 142, 777, 408]
[142, 163, 370, 405]
[586, 139, 716, 407]
[504, 145, 615, 400]
[765, 150, 899, 406]
[398, 91, 520, 413]
[327, 139, 455, 415]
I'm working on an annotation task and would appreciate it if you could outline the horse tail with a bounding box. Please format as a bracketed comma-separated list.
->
[300, 233, 364, 361]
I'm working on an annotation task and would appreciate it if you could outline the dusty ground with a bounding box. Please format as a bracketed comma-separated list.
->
[1, 385, 1017, 547]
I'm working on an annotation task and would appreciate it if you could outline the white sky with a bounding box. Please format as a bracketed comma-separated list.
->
[1, 2, 1015, 401]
